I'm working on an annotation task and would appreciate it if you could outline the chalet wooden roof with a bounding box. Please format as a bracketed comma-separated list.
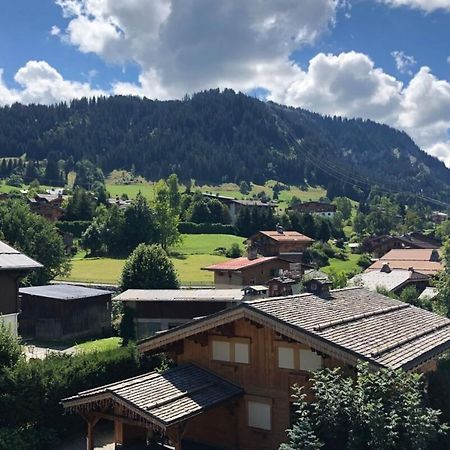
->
[0, 241, 43, 271]
[61, 364, 243, 430]
[138, 287, 450, 371]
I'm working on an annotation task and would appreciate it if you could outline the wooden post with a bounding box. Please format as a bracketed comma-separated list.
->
[114, 417, 124, 445]
[85, 415, 100, 450]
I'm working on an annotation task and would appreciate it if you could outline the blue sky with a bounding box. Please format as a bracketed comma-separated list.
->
[0, 0, 449, 166]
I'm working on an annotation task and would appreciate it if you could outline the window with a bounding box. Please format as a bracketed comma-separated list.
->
[277, 344, 323, 372]
[212, 340, 231, 362]
[234, 342, 250, 364]
[299, 349, 322, 371]
[211, 337, 250, 364]
[278, 347, 295, 369]
[248, 400, 271, 430]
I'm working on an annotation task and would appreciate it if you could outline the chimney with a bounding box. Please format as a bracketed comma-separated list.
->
[380, 263, 391, 273]
[276, 223, 284, 234]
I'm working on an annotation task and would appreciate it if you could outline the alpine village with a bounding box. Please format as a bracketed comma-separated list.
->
[2, 4, 450, 450]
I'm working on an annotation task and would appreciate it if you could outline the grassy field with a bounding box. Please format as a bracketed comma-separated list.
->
[76, 337, 122, 353]
[58, 233, 244, 286]
[105, 178, 327, 212]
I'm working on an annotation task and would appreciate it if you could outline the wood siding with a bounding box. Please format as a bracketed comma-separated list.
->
[19, 294, 111, 340]
[0, 272, 20, 315]
[213, 260, 291, 288]
[168, 318, 344, 450]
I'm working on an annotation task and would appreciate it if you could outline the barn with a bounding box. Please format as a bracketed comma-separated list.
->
[19, 284, 112, 341]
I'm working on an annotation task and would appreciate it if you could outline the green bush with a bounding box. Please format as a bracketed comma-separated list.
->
[178, 222, 237, 234]
[56, 220, 91, 238]
[225, 242, 243, 258]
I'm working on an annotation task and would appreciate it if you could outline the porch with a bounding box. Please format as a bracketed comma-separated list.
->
[61, 364, 243, 450]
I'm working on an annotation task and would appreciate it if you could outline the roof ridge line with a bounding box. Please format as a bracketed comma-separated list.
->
[245, 292, 313, 305]
[313, 303, 410, 332]
[371, 321, 450, 358]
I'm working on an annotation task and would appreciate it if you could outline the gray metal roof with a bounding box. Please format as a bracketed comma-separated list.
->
[115, 289, 245, 302]
[139, 287, 450, 371]
[19, 284, 112, 300]
[348, 269, 429, 292]
[0, 241, 43, 271]
[62, 364, 243, 428]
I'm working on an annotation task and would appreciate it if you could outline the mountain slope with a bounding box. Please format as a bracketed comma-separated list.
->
[0, 89, 448, 202]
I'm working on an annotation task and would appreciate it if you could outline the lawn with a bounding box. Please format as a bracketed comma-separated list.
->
[323, 251, 362, 276]
[176, 233, 245, 255]
[76, 337, 122, 353]
[58, 233, 243, 286]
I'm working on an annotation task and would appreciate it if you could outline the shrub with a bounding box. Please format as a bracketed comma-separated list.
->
[225, 242, 243, 258]
[178, 222, 237, 234]
[357, 254, 372, 270]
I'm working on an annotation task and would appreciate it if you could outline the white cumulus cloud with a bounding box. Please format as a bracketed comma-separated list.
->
[379, 0, 450, 13]
[0, 61, 105, 106]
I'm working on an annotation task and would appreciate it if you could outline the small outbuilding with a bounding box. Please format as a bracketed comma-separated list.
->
[19, 284, 112, 341]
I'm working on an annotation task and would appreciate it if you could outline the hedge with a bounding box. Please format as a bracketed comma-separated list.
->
[56, 220, 90, 237]
[0, 345, 160, 449]
[178, 222, 237, 235]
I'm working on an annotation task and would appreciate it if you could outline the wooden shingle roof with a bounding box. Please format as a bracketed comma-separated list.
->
[139, 287, 450, 371]
[62, 364, 243, 429]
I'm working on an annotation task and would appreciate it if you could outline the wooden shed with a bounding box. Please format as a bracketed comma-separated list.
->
[19, 284, 112, 341]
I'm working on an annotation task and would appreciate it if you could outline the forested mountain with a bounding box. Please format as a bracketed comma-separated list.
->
[0, 89, 449, 202]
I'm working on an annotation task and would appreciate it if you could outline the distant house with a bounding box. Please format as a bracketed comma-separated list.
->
[365, 249, 443, 277]
[202, 193, 277, 224]
[432, 211, 448, 224]
[63, 287, 450, 450]
[246, 229, 314, 256]
[288, 201, 336, 218]
[0, 241, 42, 337]
[19, 284, 112, 341]
[107, 197, 133, 209]
[363, 233, 440, 258]
[115, 288, 267, 340]
[203, 256, 292, 288]
[349, 266, 430, 295]
[28, 193, 66, 221]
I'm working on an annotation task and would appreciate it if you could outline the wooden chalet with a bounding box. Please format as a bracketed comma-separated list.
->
[114, 288, 267, 340]
[19, 284, 112, 341]
[28, 193, 66, 221]
[365, 248, 443, 277]
[63, 287, 450, 450]
[246, 229, 314, 257]
[363, 233, 441, 258]
[288, 201, 336, 218]
[203, 256, 292, 288]
[0, 240, 42, 337]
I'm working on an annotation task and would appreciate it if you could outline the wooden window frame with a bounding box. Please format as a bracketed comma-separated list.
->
[210, 336, 251, 365]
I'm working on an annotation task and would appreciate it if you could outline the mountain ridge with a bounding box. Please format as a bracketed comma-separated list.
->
[0, 89, 448, 203]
